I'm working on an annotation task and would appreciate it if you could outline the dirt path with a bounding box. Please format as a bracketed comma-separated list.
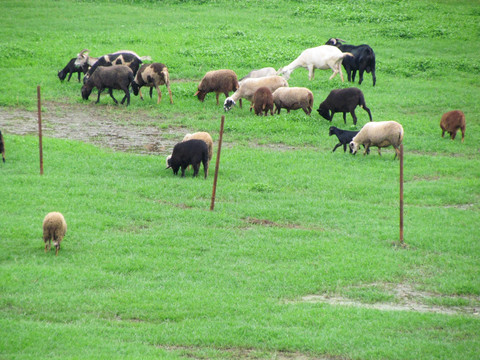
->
[0, 102, 184, 155]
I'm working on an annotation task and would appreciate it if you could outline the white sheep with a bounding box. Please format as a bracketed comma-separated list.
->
[183, 132, 214, 162]
[349, 121, 404, 159]
[223, 75, 288, 111]
[277, 45, 353, 81]
[272, 87, 314, 115]
[239, 67, 277, 85]
[43, 212, 67, 256]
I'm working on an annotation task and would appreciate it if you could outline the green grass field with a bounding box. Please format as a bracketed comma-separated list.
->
[1, 0, 479, 359]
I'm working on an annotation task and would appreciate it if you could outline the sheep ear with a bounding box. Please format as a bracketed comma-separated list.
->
[194, 91, 199, 96]
[165, 165, 171, 169]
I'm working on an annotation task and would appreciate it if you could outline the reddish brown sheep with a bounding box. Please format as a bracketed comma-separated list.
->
[252, 87, 274, 116]
[194, 69, 239, 105]
[440, 110, 466, 142]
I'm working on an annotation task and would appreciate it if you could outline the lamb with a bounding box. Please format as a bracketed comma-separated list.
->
[43, 212, 67, 256]
[272, 87, 314, 115]
[133, 63, 173, 104]
[326, 38, 376, 86]
[239, 67, 277, 84]
[195, 69, 239, 105]
[166, 139, 209, 178]
[81, 65, 136, 106]
[328, 126, 360, 153]
[183, 132, 214, 162]
[440, 110, 466, 142]
[252, 87, 274, 116]
[0, 130, 5, 163]
[58, 58, 89, 82]
[223, 75, 288, 111]
[349, 121, 404, 159]
[317, 87, 372, 125]
[277, 45, 353, 81]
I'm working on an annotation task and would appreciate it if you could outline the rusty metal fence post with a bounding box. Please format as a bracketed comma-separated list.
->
[37, 86, 43, 175]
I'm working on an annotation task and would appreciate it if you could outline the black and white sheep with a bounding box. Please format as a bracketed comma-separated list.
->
[0, 130, 5, 163]
[317, 87, 372, 125]
[252, 87, 274, 116]
[74, 49, 99, 68]
[133, 63, 173, 104]
[58, 58, 89, 82]
[328, 126, 360, 153]
[272, 87, 314, 115]
[325, 38, 376, 86]
[43, 212, 67, 256]
[440, 110, 466, 142]
[195, 69, 239, 105]
[166, 139, 209, 178]
[224, 75, 288, 111]
[81, 65, 136, 106]
[277, 45, 353, 81]
[349, 121, 404, 159]
[83, 51, 149, 83]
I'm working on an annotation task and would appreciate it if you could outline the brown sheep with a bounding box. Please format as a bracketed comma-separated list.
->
[195, 69, 239, 105]
[252, 87, 274, 116]
[440, 110, 465, 142]
[43, 212, 67, 256]
[133, 63, 173, 104]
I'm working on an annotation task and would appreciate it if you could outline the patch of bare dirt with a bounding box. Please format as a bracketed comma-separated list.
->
[0, 102, 187, 155]
[290, 283, 480, 316]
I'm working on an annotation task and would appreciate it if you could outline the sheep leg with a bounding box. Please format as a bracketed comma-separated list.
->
[238, 99, 243, 109]
[77, 71, 81, 82]
[461, 128, 465, 142]
[363, 144, 370, 156]
[377, 148, 382, 156]
[96, 89, 104, 104]
[350, 111, 357, 125]
[108, 89, 118, 104]
[138, 88, 144, 101]
[44, 239, 50, 252]
[307, 65, 315, 81]
[216, 92, 220, 106]
[332, 143, 343, 152]
[149, 87, 154, 99]
[450, 131, 456, 140]
[363, 106, 373, 121]
[441, 129, 446, 138]
[67, 72, 73, 82]
[168, 86, 173, 104]
[180, 166, 187, 177]
[343, 112, 347, 124]
[155, 85, 162, 104]
[192, 163, 200, 177]
[120, 89, 130, 106]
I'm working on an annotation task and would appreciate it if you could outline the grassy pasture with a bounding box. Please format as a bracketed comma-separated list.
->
[0, 0, 479, 359]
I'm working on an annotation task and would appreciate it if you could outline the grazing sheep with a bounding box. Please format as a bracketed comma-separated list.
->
[133, 63, 173, 104]
[317, 87, 372, 125]
[252, 87, 274, 116]
[58, 58, 89, 82]
[166, 139, 209, 178]
[81, 65, 136, 106]
[272, 87, 314, 115]
[329, 126, 360, 153]
[224, 76, 288, 111]
[239, 67, 277, 84]
[43, 212, 67, 256]
[195, 69, 239, 105]
[277, 45, 353, 81]
[349, 121, 404, 159]
[183, 132, 214, 162]
[326, 38, 377, 86]
[74, 49, 100, 68]
[0, 130, 5, 163]
[440, 110, 465, 142]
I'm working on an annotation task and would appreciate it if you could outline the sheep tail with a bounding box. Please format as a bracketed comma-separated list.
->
[308, 92, 313, 108]
[162, 67, 170, 86]
[140, 56, 152, 61]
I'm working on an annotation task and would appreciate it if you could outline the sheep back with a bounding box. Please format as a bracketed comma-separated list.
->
[167, 139, 209, 178]
[253, 87, 274, 116]
[272, 87, 313, 115]
[43, 212, 67, 255]
[440, 110, 466, 142]
[350, 121, 404, 157]
[195, 69, 239, 102]
[183, 132, 214, 161]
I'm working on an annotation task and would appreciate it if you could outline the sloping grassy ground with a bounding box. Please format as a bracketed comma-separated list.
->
[1, 0, 479, 359]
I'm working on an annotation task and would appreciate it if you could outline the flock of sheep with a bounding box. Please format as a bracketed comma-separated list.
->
[41, 37, 468, 255]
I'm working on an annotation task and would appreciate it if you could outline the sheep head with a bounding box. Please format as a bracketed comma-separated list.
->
[194, 90, 207, 102]
[325, 38, 346, 46]
[276, 67, 291, 80]
[349, 141, 359, 155]
[317, 105, 332, 121]
[223, 97, 236, 111]
[75, 49, 89, 67]
[81, 83, 93, 100]
[131, 81, 140, 96]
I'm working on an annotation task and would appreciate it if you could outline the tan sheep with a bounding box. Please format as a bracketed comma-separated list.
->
[349, 121, 404, 159]
[440, 110, 465, 142]
[272, 87, 314, 115]
[183, 132, 214, 162]
[43, 212, 67, 256]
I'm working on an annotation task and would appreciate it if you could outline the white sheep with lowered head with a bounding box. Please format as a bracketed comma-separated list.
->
[349, 121, 404, 159]
[43, 212, 67, 256]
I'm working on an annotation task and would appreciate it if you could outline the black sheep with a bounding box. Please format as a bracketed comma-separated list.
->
[317, 87, 372, 125]
[0, 130, 5, 163]
[58, 58, 89, 82]
[166, 139, 209, 178]
[329, 126, 359, 153]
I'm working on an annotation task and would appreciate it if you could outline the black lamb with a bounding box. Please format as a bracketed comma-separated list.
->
[58, 58, 89, 82]
[329, 126, 359, 153]
[166, 139, 209, 178]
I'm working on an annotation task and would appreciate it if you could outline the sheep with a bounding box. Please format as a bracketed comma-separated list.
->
[317, 87, 372, 125]
[440, 110, 466, 142]
[74, 49, 100, 68]
[81, 65, 136, 106]
[166, 139, 209, 178]
[239, 67, 277, 84]
[329, 126, 360, 153]
[272, 87, 314, 115]
[223, 75, 288, 111]
[0, 130, 5, 163]
[252, 87, 274, 116]
[43, 212, 67, 256]
[183, 132, 214, 162]
[133, 63, 173, 104]
[277, 45, 353, 82]
[349, 121, 404, 159]
[58, 58, 89, 82]
[82, 50, 150, 83]
[194, 69, 239, 105]
[326, 38, 376, 86]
